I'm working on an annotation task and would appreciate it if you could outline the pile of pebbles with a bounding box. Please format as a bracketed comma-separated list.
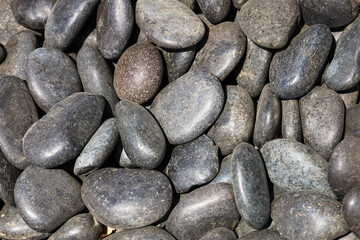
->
[1, 0, 360, 239]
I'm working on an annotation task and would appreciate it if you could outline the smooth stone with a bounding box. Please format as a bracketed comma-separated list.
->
[166, 183, 240, 240]
[115, 100, 166, 169]
[82, 28, 98, 48]
[45, 0, 100, 50]
[14, 165, 85, 232]
[119, 149, 138, 168]
[136, 0, 205, 49]
[240, 230, 283, 240]
[77, 45, 119, 113]
[164, 135, 219, 193]
[300, 86, 345, 159]
[343, 186, 360, 238]
[299, 0, 359, 28]
[104, 226, 175, 240]
[0, 30, 37, 80]
[23, 93, 105, 168]
[0, 76, 38, 169]
[269, 24, 332, 99]
[231, 143, 270, 229]
[48, 213, 102, 240]
[328, 136, 360, 199]
[178, 0, 197, 10]
[233, 0, 248, 9]
[324, 15, 360, 91]
[197, 13, 214, 29]
[26, 47, 82, 112]
[0, 150, 20, 206]
[74, 118, 119, 176]
[0, 205, 51, 240]
[238, 0, 300, 49]
[345, 104, 360, 137]
[281, 100, 302, 142]
[199, 227, 236, 240]
[97, 0, 133, 59]
[236, 38, 272, 98]
[235, 219, 256, 238]
[339, 233, 360, 240]
[151, 70, 224, 145]
[191, 22, 246, 81]
[114, 42, 163, 104]
[196, 0, 231, 24]
[253, 84, 281, 149]
[208, 86, 254, 155]
[260, 139, 335, 197]
[11, 0, 56, 30]
[210, 154, 232, 185]
[82, 168, 173, 229]
[339, 84, 359, 109]
[0, 43, 5, 63]
[272, 191, 348, 240]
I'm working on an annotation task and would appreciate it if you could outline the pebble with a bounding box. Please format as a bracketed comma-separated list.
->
[339, 84, 359, 109]
[345, 104, 360, 137]
[239, 229, 284, 240]
[199, 227, 237, 240]
[196, 0, 231, 24]
[0, 150, 20, 206]
[233, 0, 248, 9]
[114, 42, 163, 104]
[14, 165, 85, 233]
[210, 154, 232, 185]
[281, 100, 302, 142]
[343, 186, 360, 238]
[26, 47, 82, 112]
[164, 135, 219, 193]
[23, 93, 105, 168]
[272, 191, 348, 240]
[81, 168, 173, 229]
[238, 0, 300, 49]
[135, 0, 205, 49]
[103, 226, 175, 240]
[0, 76, 38, 169]
[119, 149, 138, 168]
[150, 70, 224, 145]
[166, 183, 239, 240]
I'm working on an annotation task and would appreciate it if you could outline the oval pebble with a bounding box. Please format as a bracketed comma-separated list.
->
[103, 226, 175, 240]
[281, 100, 302, 142]
[196, 0, 231, 24]
[199, 227, 237, 240]
[343, 186, 360, 238]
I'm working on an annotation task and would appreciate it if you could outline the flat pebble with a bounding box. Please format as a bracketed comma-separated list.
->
[199, 227, 237, 240]
[345, 104, 360, 137]
[343, 186, 360, 238]
[281, 100, 302, 142]
[240, 229, 284, 240]
[104, 226, 175, 240]
[0, 150, 20, 206]
[210, 154, 232, 185]
[196, 0, 231, 24]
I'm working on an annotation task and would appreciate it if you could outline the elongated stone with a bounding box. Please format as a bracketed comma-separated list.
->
[82, 168, 173, 229]
[281, 100, 302, 142]
[345, 104, 360, 137]
[0, 76, 38, 169]
[23, 93, 104, 168]
[343, 186, 360, 238]
[270, 24, 332, 99]
[339, 84, 359, 109]
[0, 150, 20, 206]
[199, 227, 237, 240]
[103, 226, 175, 240]
[196, 0, 231, 24]
[210, 154, 232, 185]
[272, 191, 348, 240]
[151, 70, 224, 145]
[240, 230, 283, 240]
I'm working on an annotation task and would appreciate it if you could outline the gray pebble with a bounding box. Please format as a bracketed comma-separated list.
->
[343, 186, 360, 238]
[196, 0, 231, 24]
[345, 104, 360, 137]
[0, 150, 20, 207]
[199, 227, 236, 240]
[240, 229, 284, 240]
[119, 149, 138, 168]
[103, 226, 175, 240]
[210, 154, 232, 185]
[281, 100, 302, 142]
[339, 84, 359, 109]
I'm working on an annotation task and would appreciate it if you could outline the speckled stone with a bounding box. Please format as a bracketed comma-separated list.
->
[0, 30, 37, 80]
[26, 47, 82, 112]
[210, 154, 232, 185]
[196, 0, 231, 24]
[299, 0, 359, 28]
[136, 0, 205, 49]
[164, 135, 219, 193]
[11, 0, 56, 30]
[236, 38, 272, 98]
[233, 0, 248, 9]
[300, 86, 345, 159]
[48, 213, 102, 240]
[14, 165, 85, 232]
[345, 104, 360, 137]
[253, 84, 281, 149]
[97, 0, 133, 59]
[23, 93, 105, 168]
[45, 0, 99, 50]
[343, 186, 360, 238]
[199, 227, 236, 240]
[272, 191, 348, 240]
[77, 45, 119, 113]
[238, 0, 300, 49]
[119, 149, 138, 168]
[240, 230, 284, 240]
[281, 100, 302, 142]
[82, 168, 173, 229]
[0, 76, 38, 169]
[339, 84, 359, 109]
[151, 70, 224, 145]
[270, 24, 332, 99]
[324, 15, 360, 91]
[104, 226, 175, 240]
[231, 143, 270, 229]
[191, 22, 246, 81]
[114, 42, 163, 104]
[0, 205, 51, 240]
[166, 183, 239, 240]
[0, 150, 20, 207]
[208, 86, 254, 155]
[260, 139, 335, 198]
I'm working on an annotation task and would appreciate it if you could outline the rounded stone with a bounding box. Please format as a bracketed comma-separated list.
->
[103, 226, 175, 240]
[240, 230, 284, 240]
[199, 227, 237, 240]
[0, 150, 20, 207]
[281, 100, 302, 142]
[343, 186, 360, 238]
[345, 104, 360, 137]
[196, 0, 231, 24]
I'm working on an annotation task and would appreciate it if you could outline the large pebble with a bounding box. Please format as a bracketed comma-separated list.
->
[343, 186, 360, 238]
[199, 227, 237, 240]
[240, 229, 284, 240]
[210, 154, 232, 185]
[82, 168, 173, 229]
[196, 0, 231, 24]
[345, 104, 360, 137]
[0, 150, 20, 206]
[151, 70, 224, 145]
[103, 226, 175, 240]
[281, 100, 302, 142]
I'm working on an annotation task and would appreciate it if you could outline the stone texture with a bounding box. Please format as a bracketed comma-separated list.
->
[345, 104, 360, 137]
[199, 227, 237, 240]
[119, 149, 138, 168]
[196, 0, 231, 24]
[178, 0, 198, 10]
[233, 0, 248, 8]
[0, 150, 20, 207]
[281, 100, 302, 142]
[235, 219, 256, 238]
[339, 233, 360, 240]
[339, 84, 359, 109]
[343, 186, 360, 238]
[210, 154, 232, 185]
[103, 226, 175, 240]
[240, 230, 284, 240]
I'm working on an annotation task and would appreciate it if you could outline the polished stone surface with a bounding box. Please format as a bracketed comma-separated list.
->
[199, 227, 236, 240]
[196, 0, 231, 24]
[281, 100, 302, 142]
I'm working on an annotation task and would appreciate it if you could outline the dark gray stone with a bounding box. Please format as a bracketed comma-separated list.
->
[196, 0, 231, 24]
[269, 24, 332, 99]
[208, 86, 254, 155]
[82, 168, 173, 229]
[253, 84, 281, 149]
[272, 191, 348, 240]
[136, 0, 205, 49]
[339, 84, 359, 109]
[166, 183, 239, 240]
[103, 226, 175, 240]
[26, 47, 82, 112]
[23, 93, 105, 168]
[97, 0, 133, 59]
[233, 0, 248, 9]
[0, 150, 20, 207]
[300, 86, 345, 159]
[14, 165, 85, 232]
[281, 100, 302, 142]
[210, 154, 232, 185]
[199, 227, 236, 240]
[164, 135, 219, 193]
[343, 186, 360, 238]
[151, 70, 224, 145]
[119, 149, 138, 168]
[260, 139, 335, 198]
[240, 230, 284, 240]
[345, 104, 360, 137]
[0, 76, 38, 169]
